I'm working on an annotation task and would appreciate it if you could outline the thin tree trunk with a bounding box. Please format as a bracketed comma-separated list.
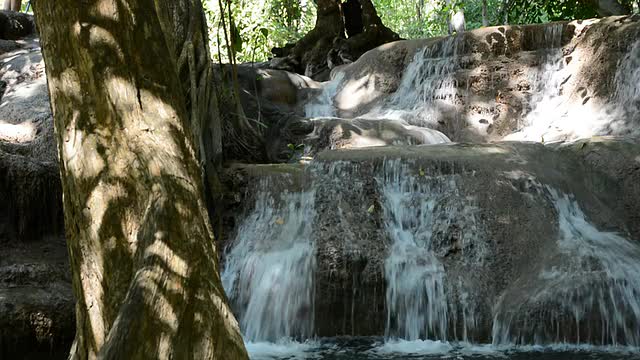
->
[482, 0, 489, 27]
[33, 0, 248, 359]
[275, 0, 398, 79]
[501, 0, 509, 25]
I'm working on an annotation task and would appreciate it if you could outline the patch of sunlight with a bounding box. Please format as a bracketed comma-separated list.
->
[144, 236, 189, 278]
[0, 51, 31, 76]
[92, 0, 119, 21]
[158, 333, 172, 360]
[63, 122, 106, 179]
[85, 181, 125, 248]
[502, 170, 536, 181]
[335, 74, 379, 111]
[0, 120, 35, 142]
[349, 135, 388, 148]
[0, 79, 46, 106]
[257, 69, 272, 79]
[377, 42, 400, 52]
[81, 250, 106, 348]
[505, 100, 616, 143]
[57, 68, 82, 99]
[136, 266, 179, 332]
[481, 146, 508, 154]
[211, 292, 244, 338]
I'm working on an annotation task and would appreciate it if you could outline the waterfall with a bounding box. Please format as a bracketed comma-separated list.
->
[614, 38, 640, 130]
[503, 24, 569, 141]
[370, 35, 465, 126]
[304, 72, 345, 118]
[508, 30, 640, 141]
[221, 178, 316, 342]
[379, 163, 449, 340]
[492, 187, 640, 346]
[378, 160, 483, 341]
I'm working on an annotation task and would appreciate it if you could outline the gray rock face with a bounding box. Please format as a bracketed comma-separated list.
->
[0, 37, 72, 359]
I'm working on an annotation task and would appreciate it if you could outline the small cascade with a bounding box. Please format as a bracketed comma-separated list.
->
[377, 160, 483, 341]
[509, 29, 640, 141]
[221, 178, 316, 342]
[614, 39, 640, 126]
[492, 187, 640, 346]
[507, 24, 568, 141]
[371, 35, 466, 126]
[304, 72, 345, 118]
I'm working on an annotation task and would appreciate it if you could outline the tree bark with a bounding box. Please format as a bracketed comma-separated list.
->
[594, 0, 632, 16]
[33, 0, 248, 359]
[2, 0, 20, 11]
[272, 0, 399, 80]
[482, 0, 489, 27]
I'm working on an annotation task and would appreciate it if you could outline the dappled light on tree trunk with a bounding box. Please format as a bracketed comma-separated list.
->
[1, 0, 640, 358]
[32, 0, 248, 358]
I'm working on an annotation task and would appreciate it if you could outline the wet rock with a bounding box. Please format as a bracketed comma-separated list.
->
[0, 11, 35, 41]
[0, 37, 73, 359]
[222, 139, 640, 342]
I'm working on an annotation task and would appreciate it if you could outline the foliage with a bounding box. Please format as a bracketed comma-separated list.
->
[206, 0, 640, 63]
[205, 0, 316, 63]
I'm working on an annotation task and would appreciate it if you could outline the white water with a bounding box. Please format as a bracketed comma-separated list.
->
[245, 339, 318, 360]
[304, 72, 344, 118]
[614, 38, 640, 128]
[492, 187, 640, 346]
[222, 179, 316, 342]
[370, 339, 453, 355]
[507, 35, 640, 141]
[377, 160, 482, 341]
[366, 35, 465, 126]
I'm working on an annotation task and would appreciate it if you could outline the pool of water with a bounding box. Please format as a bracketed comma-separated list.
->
[245, 338, 640, 360]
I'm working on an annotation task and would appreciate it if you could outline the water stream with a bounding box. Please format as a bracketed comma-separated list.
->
[222, 178, 316, 342]
[222, 23, 640, 360]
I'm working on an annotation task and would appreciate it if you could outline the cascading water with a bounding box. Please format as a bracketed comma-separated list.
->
[378, 161, 450, 341]
[508, 31, 640, 141]
[614, 38, 640, 127]
[304, 72, 345, 118]
[512, 24, 566, 138]
[377, 160, 483, 342]
[221, 19, 640, 360]
[492, 186, 640, 346]
[221, 178, 316, 342]
[367, 35, 465, 126]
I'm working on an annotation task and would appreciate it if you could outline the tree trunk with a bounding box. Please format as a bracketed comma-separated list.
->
[1, 0, 18, 11]
[501, 0, 509, 25]
[482, 0, 489, 27]
[594, 0, 632, 16]
[33, 0, 248, 359]
[272, 0, 399, 80]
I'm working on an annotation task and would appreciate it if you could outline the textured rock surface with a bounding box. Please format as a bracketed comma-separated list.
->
[232, 16, 640, 161]
[1, 14, 639, 353]
[0, 38, 72, 359]
[223, 138, 640, 340]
